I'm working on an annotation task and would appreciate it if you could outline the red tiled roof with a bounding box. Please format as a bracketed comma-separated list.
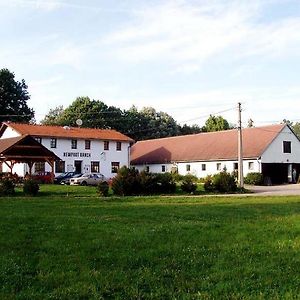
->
[131, 124, 286, 164]
[0, 122, 134, 142]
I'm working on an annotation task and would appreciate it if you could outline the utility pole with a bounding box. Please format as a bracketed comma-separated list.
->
[238, 102, 244, 188]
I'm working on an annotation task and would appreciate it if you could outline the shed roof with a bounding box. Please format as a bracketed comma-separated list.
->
[130, 124, 286, 164]
[0, 122, 134, 142]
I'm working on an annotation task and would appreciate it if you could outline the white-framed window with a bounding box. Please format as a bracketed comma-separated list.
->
[186, 164, 191, 172]
[35, 162, 45, 173]
[162, 165, 166, 172]
[233, 162, 238, 170]
[85, 140, 91, 150]
[71, 139, 77, 149]
[104, 141, 109, 150]
[283, 141, 291, 153]
[111, 162, 120, 173]
[217, 163, 221, 171]
[248, 162, 254, 170]
[55, 161, 65, 173]
[201, 164, 206, 171]
[116, 141, 122, 151]
[91, 161, 100, 173]
[50, 138, 57, 148]
[146, 166, 150, 172]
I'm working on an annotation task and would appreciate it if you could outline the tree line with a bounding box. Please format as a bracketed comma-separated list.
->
[1, 68, 299, 141]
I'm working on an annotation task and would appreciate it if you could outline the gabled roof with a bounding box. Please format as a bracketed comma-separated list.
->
[131, 124, 286, 164]
[0, 122, 134, 142]
[0, 135, 60, 162]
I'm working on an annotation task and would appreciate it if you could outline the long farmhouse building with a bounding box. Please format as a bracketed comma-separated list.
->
[0, 122, 133, 178]
[131, 124, 300, 184]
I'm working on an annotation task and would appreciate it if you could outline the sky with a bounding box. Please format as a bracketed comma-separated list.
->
[1, 0, 300, 127]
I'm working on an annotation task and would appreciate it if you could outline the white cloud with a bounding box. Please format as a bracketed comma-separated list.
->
[104, 0, 300, 72]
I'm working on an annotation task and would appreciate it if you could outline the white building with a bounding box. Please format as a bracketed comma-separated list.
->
[0, 122, 133, 178]
[131, 124, 300, 184]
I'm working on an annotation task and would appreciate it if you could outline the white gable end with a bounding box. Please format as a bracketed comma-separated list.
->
[1, 126, 21, 139]
[261, 125, 300, 163]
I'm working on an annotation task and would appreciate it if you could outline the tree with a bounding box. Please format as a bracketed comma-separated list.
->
[40, 105, 65, 126]
[203, 115, 230, 132]
[0, 68, 34, 123]
[293, 122, 300, 138]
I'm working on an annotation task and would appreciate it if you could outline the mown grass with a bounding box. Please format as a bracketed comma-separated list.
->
[1, 189, 300, 299]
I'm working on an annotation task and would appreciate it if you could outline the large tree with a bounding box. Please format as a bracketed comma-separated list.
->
[41, 97, 204, 140]
[203, 115, 230, 132]
[0, 68, 34, 123]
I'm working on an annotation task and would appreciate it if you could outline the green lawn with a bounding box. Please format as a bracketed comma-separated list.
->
[1, 187, 300, 299]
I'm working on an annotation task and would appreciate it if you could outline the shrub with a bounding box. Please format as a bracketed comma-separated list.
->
[96, 181, 109, 197]
[0, 178, 15, 196]
[213, 171, 237, 193]
[23, 179, 39, 196]
[155, 173, 176, 194]
[203, 175, 214, 192]
[139, 171, 158, 195]
[111, 166, 140, 196]
[244, 172, 264, 185]
[181, 175, 197, 193]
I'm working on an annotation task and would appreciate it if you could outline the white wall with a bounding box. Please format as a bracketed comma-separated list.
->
[0, 126, 131, 178]
[132, 159, 260, 178]
[261, 125, 300, 163]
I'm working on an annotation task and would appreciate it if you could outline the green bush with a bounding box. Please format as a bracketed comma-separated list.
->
[244, 172, 264, 185]
[23, 179, 39, 196]
[204, 171, 237, 193]
[181, 175, 197, 193]
[203, 175, 214, 192]
[0, 178, 15, 196]
[155, 173, 176, 194]
[213, 171, 237, 193]
[111, 166, 141, 196]
[139, 171, 158, 195]
[96, 181, 109, 197]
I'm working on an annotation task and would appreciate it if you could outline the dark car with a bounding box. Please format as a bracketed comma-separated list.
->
[54, 172, 79, 184]
[60, 173, 83, 185]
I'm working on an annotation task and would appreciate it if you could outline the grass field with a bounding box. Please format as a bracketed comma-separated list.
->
[1, 186, 300, 299]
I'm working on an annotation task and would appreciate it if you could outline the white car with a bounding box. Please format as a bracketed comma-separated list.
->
[70, 173, 106, 186]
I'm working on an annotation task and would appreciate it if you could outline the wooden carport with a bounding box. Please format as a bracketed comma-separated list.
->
[0, 135, 60, 182]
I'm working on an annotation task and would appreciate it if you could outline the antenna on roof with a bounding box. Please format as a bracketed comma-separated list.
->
[76, 119, 83, 127]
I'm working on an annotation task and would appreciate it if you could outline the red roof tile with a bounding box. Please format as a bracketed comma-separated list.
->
[1, 122, 134, 142]
[131, 124, 286, 164]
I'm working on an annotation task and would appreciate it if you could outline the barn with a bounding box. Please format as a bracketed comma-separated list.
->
[131, 124, 300, 184]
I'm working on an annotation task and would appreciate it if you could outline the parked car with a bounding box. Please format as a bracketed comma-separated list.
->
[70, 173, 106, 186]
[32, 172, 52, 184]
[60, 173, 83, 185]
[54, 172, 79, 184]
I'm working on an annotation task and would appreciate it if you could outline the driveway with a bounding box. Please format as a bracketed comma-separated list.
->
[247, 184, 300, 196]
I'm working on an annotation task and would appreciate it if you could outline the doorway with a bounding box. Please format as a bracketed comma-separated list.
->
[74, 160, 82, 173]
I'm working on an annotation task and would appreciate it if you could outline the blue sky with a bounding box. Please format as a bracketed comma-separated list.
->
[1, 0, 300, 127]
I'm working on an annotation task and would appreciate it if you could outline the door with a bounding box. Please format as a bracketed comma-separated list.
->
[74, 160, 82, 173]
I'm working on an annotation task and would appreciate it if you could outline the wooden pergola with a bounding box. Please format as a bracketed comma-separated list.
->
[0, 135, 60, 182]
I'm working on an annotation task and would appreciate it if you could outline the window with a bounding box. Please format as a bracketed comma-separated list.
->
[217, 163, 221, 171]
[248, 162, 254, 170]
[85, 140, 91, 150]
[50, 138, 57, 148]
[233, 163, 238, 170]
[162, 165, 166, 172]
[116, 141, 122, 151]
[202, 164, 206, 171]
[55, 161, 65, 173]
[35, 162, 45, 173]
[283, 141, 291, 153]
[91, 161, 100, 173]
[35, 137, 42, 144]
[146, 166, 150, 172]
[186, 164, 191, 172]
[71, 139, 77, 149]
[104, 141, 109, 150]
[111, 162, 120, 173]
